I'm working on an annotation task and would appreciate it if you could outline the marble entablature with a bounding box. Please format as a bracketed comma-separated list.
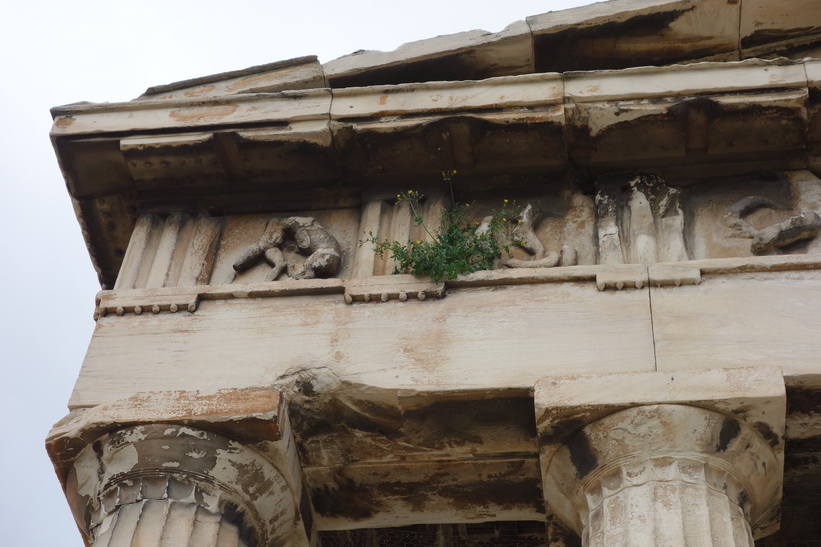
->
[46, 1, 821, 545]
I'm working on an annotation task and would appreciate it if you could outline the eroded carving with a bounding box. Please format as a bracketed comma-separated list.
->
[508, 204, 577, 268]
[595, 175, 688, 265]
[115, 211, 224, 290]
[723, 196, 821, 254]
[488, 203, 578, 269]
[233, 216, 342, 280]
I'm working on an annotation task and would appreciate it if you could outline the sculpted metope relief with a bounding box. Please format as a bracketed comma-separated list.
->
[501, 203, 579, 268]
[724, 196, 821, 255]
[233, 216, 342, 280]
[595, 175, 688, 265]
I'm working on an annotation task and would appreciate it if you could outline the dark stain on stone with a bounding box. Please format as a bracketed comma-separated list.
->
[534, 8, 699, 73]
[337, 116, 565, 178]
[287, 403, 334, 439]
[741, 27, 821, 49]
[736, 489, 750, 510]
[538, 416, 588, 448]
[403, 396, 537, 449]
[310, 460, 544, 521]
[222, 502, 259, 547]
[299, 487, 314, 538]
[341, 398, 403, 436]
[578, 102, 807, 172]
[784, 451, 821, 501]
[437, 477, 545, 513]
[328, 51, 523, 89]
[296, 379, 315, 397]
[785, 436, 821, 454]
[567, 431, 598, 479]
[311, 477, 377, 520]
[752, 421, 781, 448]
[667, 97, 722, 121]
[787, 387, 821, 416]
[716, 418, 741, 452]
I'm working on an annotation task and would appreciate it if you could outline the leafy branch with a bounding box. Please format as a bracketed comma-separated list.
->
[361, 171, 521, 282]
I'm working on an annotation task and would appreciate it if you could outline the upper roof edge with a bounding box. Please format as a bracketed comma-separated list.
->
[61, 0, 821, 108]
[139, 55, 320, 97]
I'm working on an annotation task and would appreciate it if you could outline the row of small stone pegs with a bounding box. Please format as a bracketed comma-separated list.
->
[99, 302, 199, 317]
[344, 290, 428, 304]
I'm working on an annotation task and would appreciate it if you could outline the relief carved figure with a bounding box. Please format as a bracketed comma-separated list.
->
[503, 203, 578, 268]
[233, 217, 342, 280]
[475, 203, 579, 269]
[595, 174, 688, 265]
[723, 196, 821, 254]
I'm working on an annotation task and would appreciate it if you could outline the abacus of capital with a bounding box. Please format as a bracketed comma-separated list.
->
[46, 0, 821, 544]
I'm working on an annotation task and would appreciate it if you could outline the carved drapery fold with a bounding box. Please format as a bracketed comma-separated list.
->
[595, 175, 688, 265]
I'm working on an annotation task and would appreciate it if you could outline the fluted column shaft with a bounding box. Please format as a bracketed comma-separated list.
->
[582, 458, 753, 546]
[91, 476, 251, 547]
[542, 404, 782, 547]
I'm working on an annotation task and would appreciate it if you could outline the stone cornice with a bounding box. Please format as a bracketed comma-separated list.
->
[120, 0, 821, 95]
[51, 57, 821, 287]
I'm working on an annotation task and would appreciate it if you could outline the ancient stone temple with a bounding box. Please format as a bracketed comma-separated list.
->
[47, 0, 821, 545]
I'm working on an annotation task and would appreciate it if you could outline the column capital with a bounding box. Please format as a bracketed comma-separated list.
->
[46, 388, 311, 546]
[535, 367, 786, 540]
[73, 423, 295, 545]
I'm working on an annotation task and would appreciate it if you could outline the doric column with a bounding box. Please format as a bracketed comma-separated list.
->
[535, 368, 785, 546]
[65, 424, 297, 546]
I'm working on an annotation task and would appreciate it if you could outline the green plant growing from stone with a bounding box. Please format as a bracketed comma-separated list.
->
[361, 170, 521, 282]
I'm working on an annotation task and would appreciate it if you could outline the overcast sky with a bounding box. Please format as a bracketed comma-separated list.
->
[0, 1, 595, 543]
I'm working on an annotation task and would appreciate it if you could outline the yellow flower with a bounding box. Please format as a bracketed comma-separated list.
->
[465, 203, 470, 207]
[504, 199, 509, 203]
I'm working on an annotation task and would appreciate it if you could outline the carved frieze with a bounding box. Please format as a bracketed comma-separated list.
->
[107, 170, 821, 313]
[232, 216, 342, 281]
[688, 170, 821, 259]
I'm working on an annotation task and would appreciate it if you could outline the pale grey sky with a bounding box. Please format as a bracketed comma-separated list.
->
[0, 1, 595, 543]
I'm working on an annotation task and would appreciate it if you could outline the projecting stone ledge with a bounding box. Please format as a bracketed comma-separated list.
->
[535, 367, 786, 544]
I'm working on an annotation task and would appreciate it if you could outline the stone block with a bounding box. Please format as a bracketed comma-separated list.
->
[528, 0, 740, 72]
[740, 0, 821, 56]
[652, 272, 821, 376]
[68, 281, 656, 407]
[324, 21, 533, 88]
[137, 56, 326, 100]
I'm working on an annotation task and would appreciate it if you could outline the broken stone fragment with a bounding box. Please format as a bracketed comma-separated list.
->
[751, 211, 821, 254]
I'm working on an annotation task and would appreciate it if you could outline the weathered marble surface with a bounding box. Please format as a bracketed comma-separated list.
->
[46, 0, 821, 542]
